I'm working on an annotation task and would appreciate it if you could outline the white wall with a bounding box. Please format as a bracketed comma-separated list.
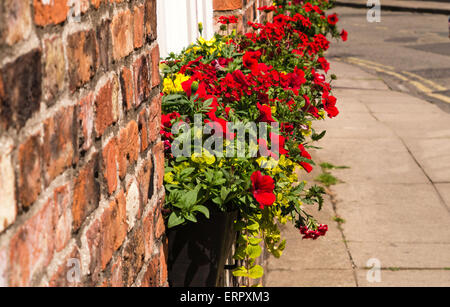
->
[157, 0, 214, 58]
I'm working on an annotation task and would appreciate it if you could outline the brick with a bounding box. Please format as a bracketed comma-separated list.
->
[144, 0, 157, 41]
[0, 140, 16, 233]
[153, 141, 165, 189]
[110, 256, 124, 287]
[133, 5, 145, 49]
[213, 0, 242, 11]
[160, 236, 168, 285]
[72, 155, 100, 231]
[67, 30, 99, 92]
[141, 256, 159, 287]
[96, 19, 111, 72]
[0, 247, 7, 286]
[18, 133, 42, 208]
[154, 204, 165, 239]
[91, 0, 105, 9]
[0, 49, 42, 130]
[148, 95, 161, 144]
[138, 108, 149, 152]
[137, 156, 153, 208]
[151, 44, 161, 88]
[86, 190, 128, 273]
[143, 211, 154, 262]
[33, 0, 69, 26]
[43, 35, 66, 102]
[54, 185, 72, 252]
[48, 245, 81, 287]
[126, 178, 140, 231]
[120, 225, 145, 286]
[43, 106, 77, 185]
[133, 54, 151, 106]
[78, 92, 95, 151]
[111, 9, 133, 60]
[9, 199, 56, 286]
[94, 76, 119, 137]
[1, 0, 32, 45]
[118, 120, 139, 179]
[102, 137, 118, 195]
[120, 66, 134, 111]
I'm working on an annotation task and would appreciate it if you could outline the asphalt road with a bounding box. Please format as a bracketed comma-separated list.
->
[327, 6, 450, 112]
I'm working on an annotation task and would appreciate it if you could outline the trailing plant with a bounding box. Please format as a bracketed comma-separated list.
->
[160, 0, 347, 286]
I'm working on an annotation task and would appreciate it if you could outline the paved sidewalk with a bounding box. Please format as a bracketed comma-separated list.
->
[336, 0, 450, 15]
[265, 60, 450, 287]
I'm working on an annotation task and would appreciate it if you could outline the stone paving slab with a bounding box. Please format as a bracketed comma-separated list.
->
[266, 269, 356, 287]
[436, 183, 450, 211]
[356, 270, 450, 287]
[348, 242, 450, 269]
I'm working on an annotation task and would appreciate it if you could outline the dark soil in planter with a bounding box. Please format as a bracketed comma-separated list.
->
[167, 209, 238, 287]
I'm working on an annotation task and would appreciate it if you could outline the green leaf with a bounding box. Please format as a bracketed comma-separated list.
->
[246, 244, 262, 259]
[180, 167, 195, 178]
[248, 265, 264, 279]
[220, 187, 230, 202]
[192, 205, 210, 219]
[183, 189, 198, 207]
[232, 266, 249, 277]
[168, 212, 184, 228]
[185, 213, 198, 223]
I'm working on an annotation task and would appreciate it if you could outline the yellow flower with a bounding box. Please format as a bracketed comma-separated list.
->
[191, 150, 216, 165]
[164, 172, 178, 184]
[163, 73, 190, 94]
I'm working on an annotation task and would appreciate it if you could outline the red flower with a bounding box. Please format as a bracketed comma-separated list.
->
[340, 29, 348, 42]
[257, 103, 275, 123]
[218, 15, 238, 25]
[327, 13, 339, 25]
[322, 92, 339, 118]
[299, 224, 328, 240]
[243, 50, 261, 72]
[251, 171, 276, 209]
[318, 57, 330, 73]
[298, 144, 313, 173]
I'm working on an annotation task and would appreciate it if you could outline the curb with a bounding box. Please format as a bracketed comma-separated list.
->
[335, 1, 450, 15]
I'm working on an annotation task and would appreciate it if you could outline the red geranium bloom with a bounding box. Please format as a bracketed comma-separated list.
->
[298, 144, 313, 173]
[318, 57, 330, 73]
[257, 103, 275, 123]
[218, 15, 238, 24]
[251, 171, 276, 209]
[243, 50, 261, 72]
[340, 29, 348, 42]
[327, 13, 339, 25]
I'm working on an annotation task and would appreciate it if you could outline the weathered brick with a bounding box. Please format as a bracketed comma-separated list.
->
[33, 0, 69, 26]
[144, 0, 157, 41]
[102, 137, 118, 195]
[67, 30, 99, 92]
[118, 120, 139, 179]
[111, 9, 133, 60]
[42, 35, 66, 102]
[72, 155, 100, 231]
[160, 236, 168, 285]
[133, 5, 145, 49]
[148, 95, 161, 144]
[0, 49, 42, 130]
[153, 141, 165, 189]
[138, 108, 149, 152]
[141, 256, 159, 287]
[1, 0, 32, 45]
[18, 133, 42, 208]
[126, 178, 140, 231]
[86, 190, 128, 274]
[151, 44, 161, 87]
[110, 256, 124, 287]
[78, 92, 95, 151]
[97, 19, 111, 72]
[213, 0, 242, 11]
[54, 185, 72, 252]
[48, 245, 81, 287]
[0, 247, 7, 286]
[9, 199, 56, 286]
[120, 66, 134, 111]
[154, 203, 166, 239]
[137, 156, 153, 209]
[143, 210, 154, 262]
[94, 76, 120, 137]
[120, 225, 146, 286]
[0, 140, 16, 233]
[133, 54, 151, 106]
[43, 106, 77, 185]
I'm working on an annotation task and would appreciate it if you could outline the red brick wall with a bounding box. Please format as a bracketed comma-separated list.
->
[0, 0, 166, 287]
[213, 0, 274, 33]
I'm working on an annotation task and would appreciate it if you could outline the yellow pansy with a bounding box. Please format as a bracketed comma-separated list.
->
[163, 73, 190, 94]
[191, 150, 216, 165]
